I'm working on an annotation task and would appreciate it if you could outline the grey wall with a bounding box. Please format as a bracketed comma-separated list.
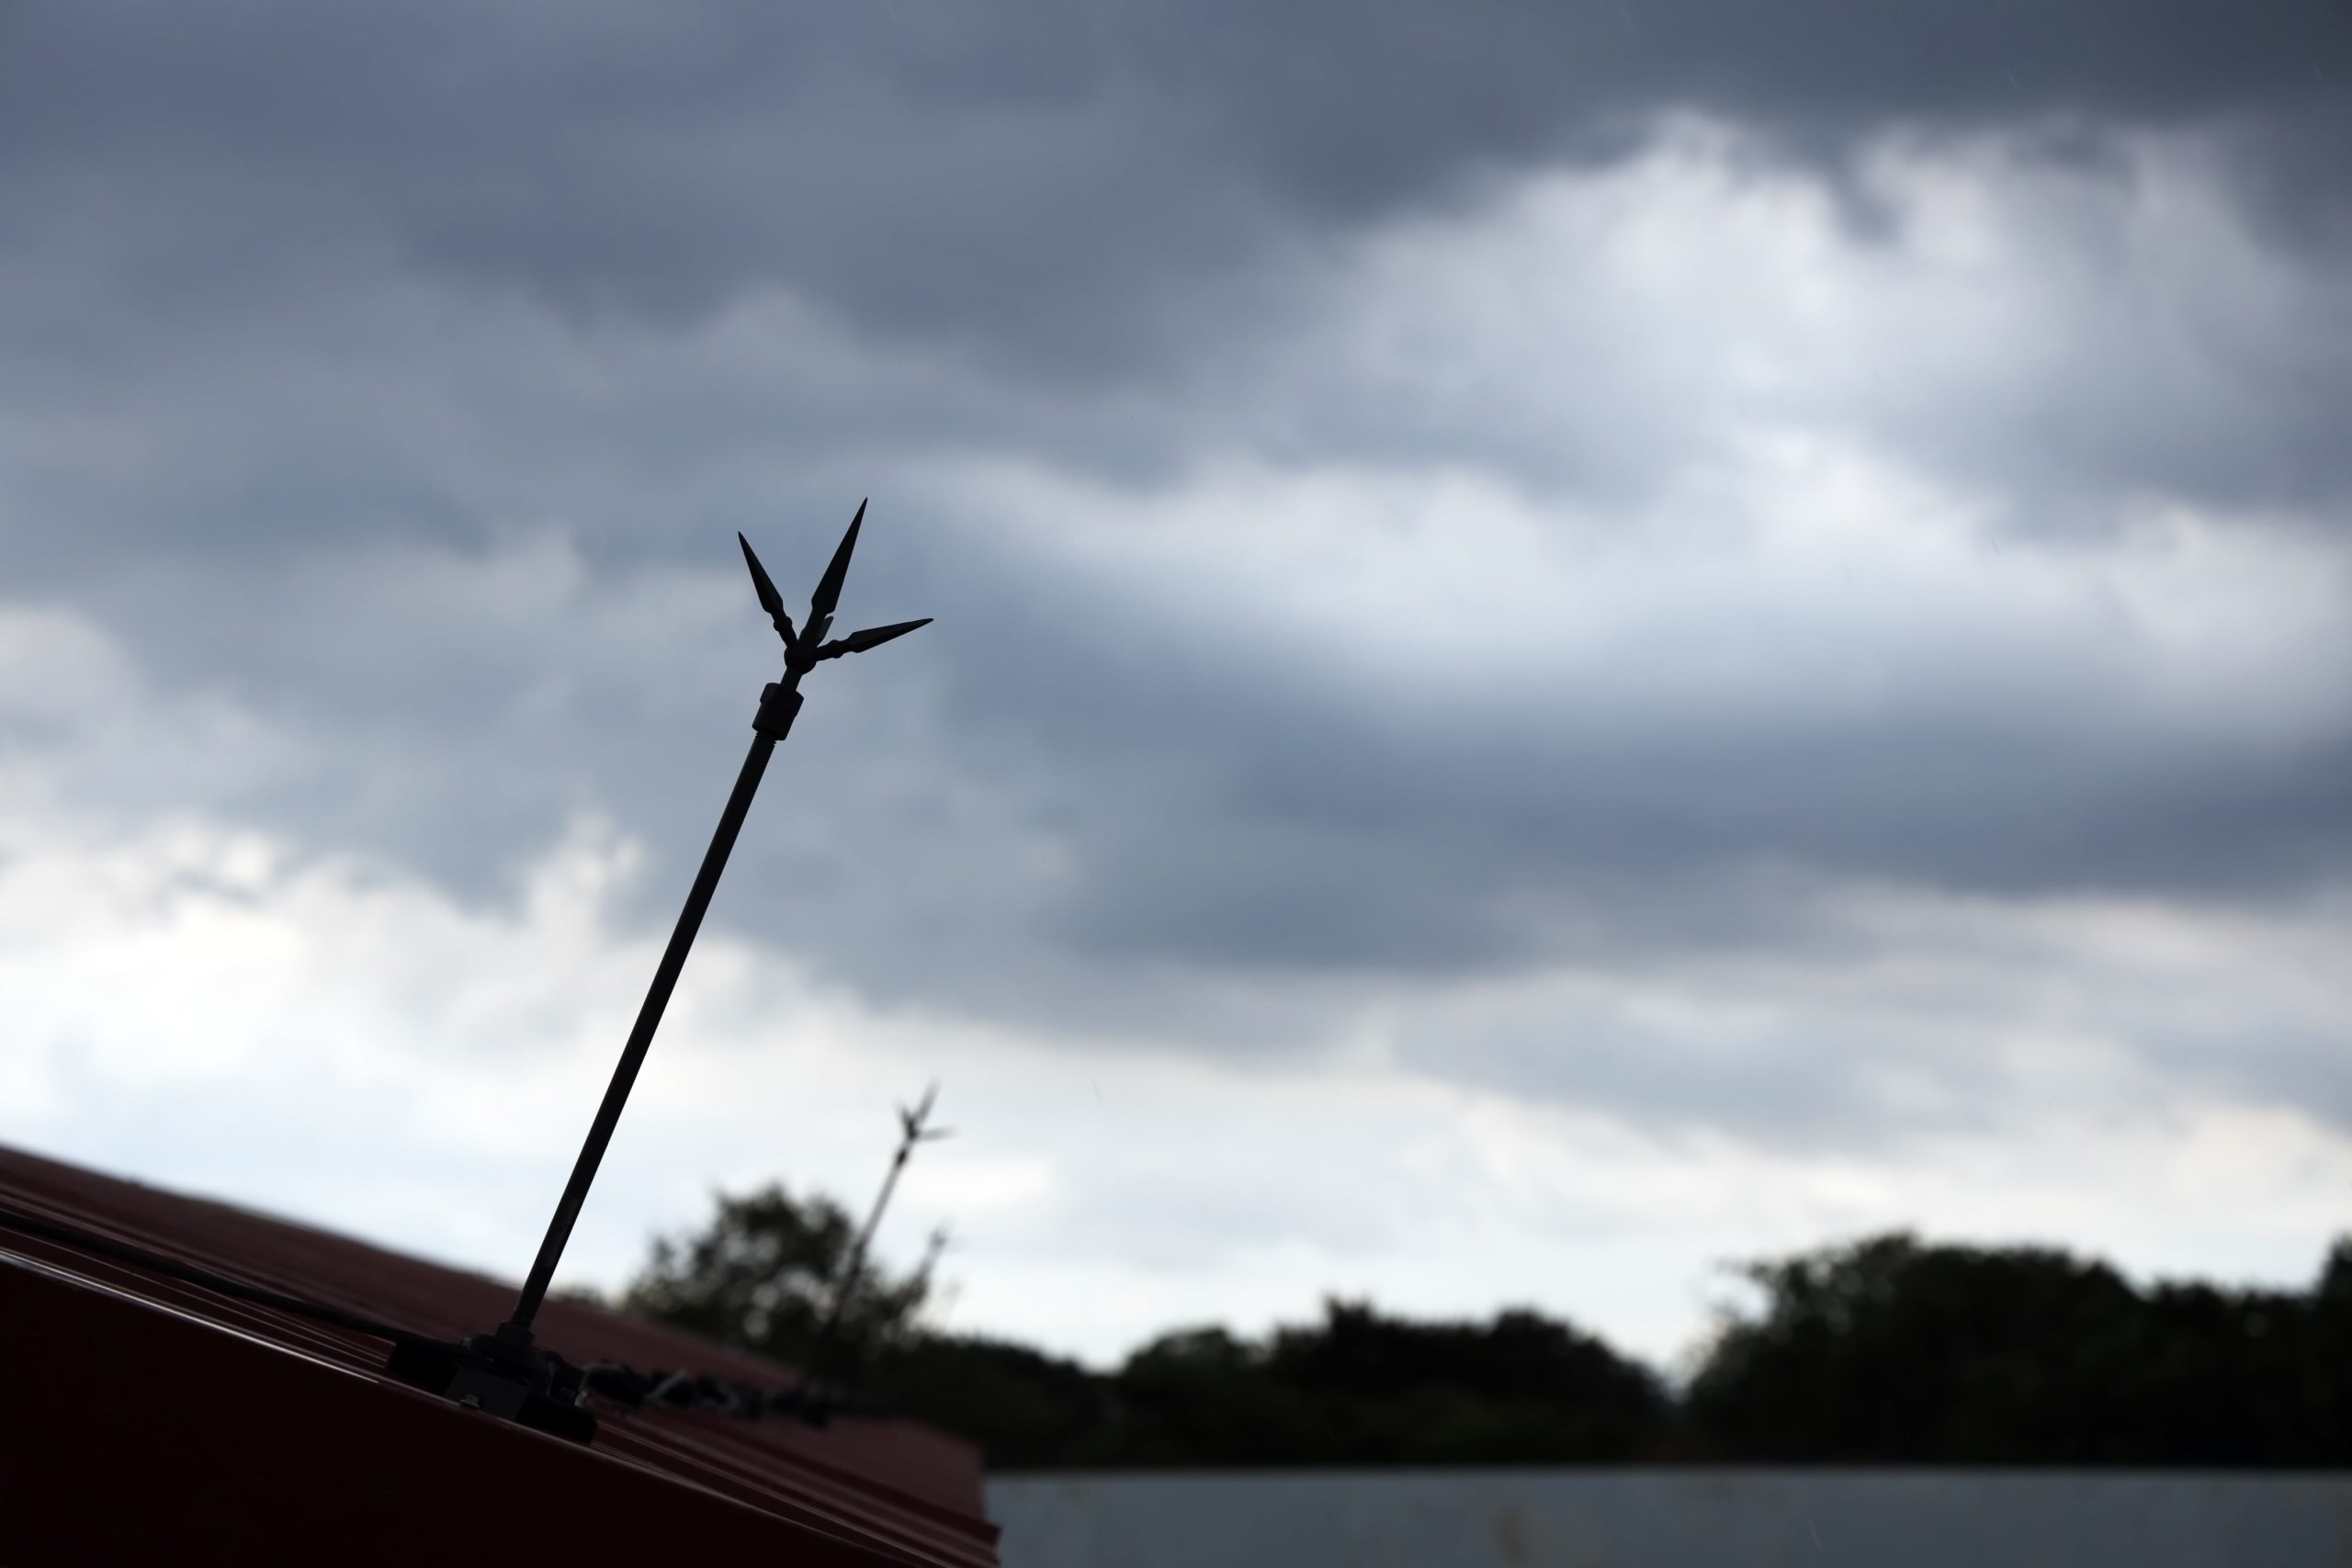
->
[987, 1470, 2352, 1567]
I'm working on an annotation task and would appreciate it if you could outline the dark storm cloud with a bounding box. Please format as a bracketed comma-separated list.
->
[895, 538, 2352, 986]
[3, 0, 2351, 1076]
[4, 0, 2347, 584]
[8, 323, 2350, 1035]
[4, 0, 2347, 365]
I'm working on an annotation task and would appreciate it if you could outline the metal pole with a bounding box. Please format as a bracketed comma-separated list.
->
[800, 1147, 906, 1401]
[379, 515, 928, 1443]
[503, 681, 802, 1337]
[804, 1086, 944, 1394]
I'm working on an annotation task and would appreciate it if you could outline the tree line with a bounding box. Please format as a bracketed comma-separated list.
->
[617, 1183, 2352, 1469]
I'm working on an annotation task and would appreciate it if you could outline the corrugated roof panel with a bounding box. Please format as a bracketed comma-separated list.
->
[0, 1142, 1001, 1565]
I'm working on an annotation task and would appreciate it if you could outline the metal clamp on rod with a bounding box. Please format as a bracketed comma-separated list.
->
[755, 682, 804, 740]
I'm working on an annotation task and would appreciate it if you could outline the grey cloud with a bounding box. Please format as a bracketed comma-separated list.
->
[17, 421, 2352, 1043]
[5, 0, 2349, 583]
[5, 0, 2347, 370]
[4, 0, 2352, 1151]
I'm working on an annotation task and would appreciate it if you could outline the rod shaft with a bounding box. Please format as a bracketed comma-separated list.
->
[507, 723, 781, 1333]
[805, 1147, 910, 1389]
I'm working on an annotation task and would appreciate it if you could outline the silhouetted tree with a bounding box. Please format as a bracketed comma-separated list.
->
[868, 1334, 1118, 1469]
[2307, 1239, 2352, 1457]
[625, 1186, 2352, 1470]
[623, 1183, 930, 1382]
[1259, 1301, 1672, 1463]
[1682, 1231, 2352, 1465]
[1093, 1302, 1671, 1467]
[1110, 1325, 1322, 1464]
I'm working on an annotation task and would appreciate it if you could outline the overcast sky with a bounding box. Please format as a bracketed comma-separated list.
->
[5, 0, 2352, 1373]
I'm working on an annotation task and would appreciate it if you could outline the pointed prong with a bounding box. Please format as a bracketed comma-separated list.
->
[899, 1081, 944, 1143]
[815, 617, 932, 661]
[808, 499, 866, 622]
[738, 533, 797, 649]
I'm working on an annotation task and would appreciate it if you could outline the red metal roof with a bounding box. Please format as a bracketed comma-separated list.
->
[0, 1141, 1001, 1564]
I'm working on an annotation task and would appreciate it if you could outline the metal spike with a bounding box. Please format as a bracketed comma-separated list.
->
[738, 533, 796, 649]
[808, 499, 866, 623]
[898, 1085, 932, 1141]
[816, 618, 932, 661]
[429, 504, 934, 1434]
